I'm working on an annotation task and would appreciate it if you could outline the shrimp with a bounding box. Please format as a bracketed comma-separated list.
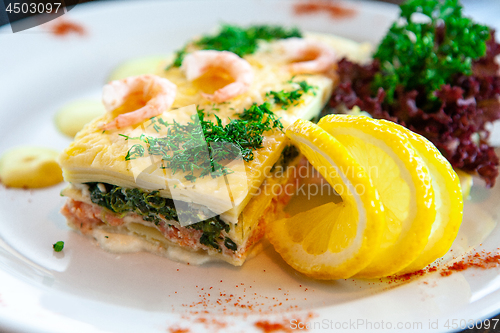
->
[100, 74, 177, 130]
[181, 50, 254, 103]
[279, 37, 336, 74]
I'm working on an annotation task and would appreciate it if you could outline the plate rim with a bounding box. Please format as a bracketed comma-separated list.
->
[1, 1, 500, 332]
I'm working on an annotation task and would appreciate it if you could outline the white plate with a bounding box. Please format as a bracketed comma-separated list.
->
[1, 1, 499, 332]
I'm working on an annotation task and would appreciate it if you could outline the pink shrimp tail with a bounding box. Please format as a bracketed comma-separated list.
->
[100, 75, 177, 130]
[282, 38, 337, 74]
[181, 50, 254, 103]
[201, 82, 251, 103]
[101, 105, 155, 130]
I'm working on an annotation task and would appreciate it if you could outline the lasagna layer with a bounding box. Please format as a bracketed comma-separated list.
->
[58, 33, 370, 223]
[58, 31, 372, 265]
[61, 151, 301, 265]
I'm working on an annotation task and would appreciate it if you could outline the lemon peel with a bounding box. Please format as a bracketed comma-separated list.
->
[385, 123, 463, 274]
[268, 115, 465, 279]
[317, 115, 435, 278]
[267, 119, 386, 279]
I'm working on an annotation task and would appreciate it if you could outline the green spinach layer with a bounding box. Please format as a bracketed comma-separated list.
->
[86, 182, 236, 252]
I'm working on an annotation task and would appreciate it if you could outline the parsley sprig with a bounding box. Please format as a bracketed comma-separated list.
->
[266, 80, 317, 109]
[373, 0, 490, 104]
[170, 24, 302, 68]
[122, 103, 283, 182]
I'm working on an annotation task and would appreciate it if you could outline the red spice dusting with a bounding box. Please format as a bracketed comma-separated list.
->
[293, 0, 357, 19]
[440, 270, 453, 277]
[178, 284, 302, 316]
[166, 249, 499, 331]
[440, 250, 500, 276]
[254, 320, 293, 333]
[388, 267, 431, 284]
[168, 327, 190, 333]
[193, 317, 227, 330]
[385, 249, 500, 284]
[51, 19, 86, 36]
[254, 312, 316, 333]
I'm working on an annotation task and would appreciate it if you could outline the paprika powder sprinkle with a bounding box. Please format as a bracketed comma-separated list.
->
[168, 327, 190, 333]
[51, 19, 86, 36]
[294, 0, 357, 19]
[440, 250, 500, 276]
[254, 312, 315, 333]
[387, 249, 500, 282]
[254, 320, 294, 333]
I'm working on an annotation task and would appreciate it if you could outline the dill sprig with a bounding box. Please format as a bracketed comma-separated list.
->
[197, 24, 302, 57]
[122, 103, 283, 182]
[266, 80, 317, 109]
[170, 48, 187, 68]
[170, 24, 302, 68]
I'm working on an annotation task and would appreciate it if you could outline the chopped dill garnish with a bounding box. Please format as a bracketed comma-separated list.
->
[146, 117, 163, 132]
[266, 80, 317, 109]
[169, 24, 302, 68]
[267, 90, 303, 109]
[296, 80, 317, 95]
[124, 142, 145, 161]
[167, 48, 187, 69]
[197, 24, 302, 56]
[122, 103, 283, 182]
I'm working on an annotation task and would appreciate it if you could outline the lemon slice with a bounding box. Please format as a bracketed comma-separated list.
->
[456, 170, 473, 199]
[386, 124, 463, 274]
[267, 119, 386, 279]
[317, 115, 436, 278]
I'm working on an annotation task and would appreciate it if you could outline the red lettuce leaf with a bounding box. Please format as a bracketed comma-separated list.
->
[327, 31, 500, 187]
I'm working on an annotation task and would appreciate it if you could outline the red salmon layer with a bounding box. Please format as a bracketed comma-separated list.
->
[60, 171, 298, 262]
